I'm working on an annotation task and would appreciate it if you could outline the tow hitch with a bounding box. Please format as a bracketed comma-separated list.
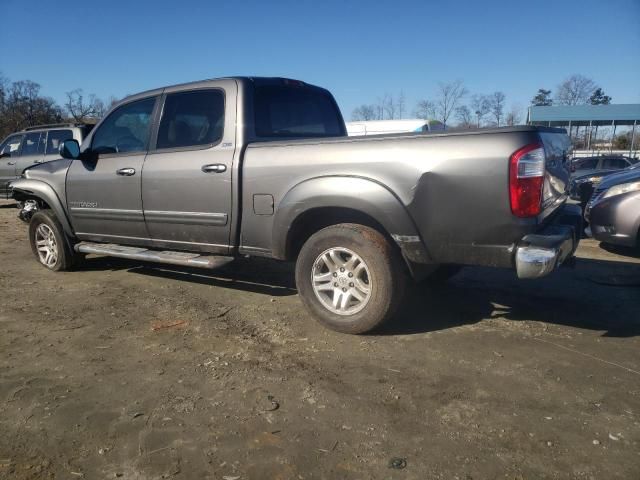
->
[18, 199, 39, 223]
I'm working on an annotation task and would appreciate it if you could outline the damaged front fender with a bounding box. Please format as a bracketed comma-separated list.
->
[10, 178, 74, 236]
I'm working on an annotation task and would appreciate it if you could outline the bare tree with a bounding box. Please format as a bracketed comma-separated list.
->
[351, 105, 377, 121]
[555, 74, 598, 106]
[65, 88, 106, 122]
[470, 94, 490, 128]
[488, 91, 506, 126]
[414, 99, 436, 120]
[434, 80, 467, 128]
[455, 105, 474, 128]
[381, 93, 396, 120]
[398, 91, 405, 119]
[505, 104, 523, 126]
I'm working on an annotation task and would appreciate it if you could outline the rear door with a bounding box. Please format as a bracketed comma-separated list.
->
[141, 82, 236, 253]
[0, 134, 24, 196]
[15, 131, 46, 174]
[66, 96, 159, 242]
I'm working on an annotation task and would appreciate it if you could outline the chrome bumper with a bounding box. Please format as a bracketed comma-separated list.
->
[515, 204, 581, 279]
[516, 236, 575, 279]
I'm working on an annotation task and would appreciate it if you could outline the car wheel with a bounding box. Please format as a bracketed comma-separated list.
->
[295, 223, 407, 334]
[29, 210, 78, 271]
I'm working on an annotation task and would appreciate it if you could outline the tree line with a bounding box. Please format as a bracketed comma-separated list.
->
[0, 72, 117, 140]
[352, 74, 613, 129]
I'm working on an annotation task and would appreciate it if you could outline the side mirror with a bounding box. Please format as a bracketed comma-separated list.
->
[59, 139, 80, 159]
[0, 151, 10, 159]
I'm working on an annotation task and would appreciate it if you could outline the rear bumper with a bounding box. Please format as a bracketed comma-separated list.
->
[515, 203, 581, 279]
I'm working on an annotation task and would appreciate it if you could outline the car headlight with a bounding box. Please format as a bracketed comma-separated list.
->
[602, 181, 640, 199]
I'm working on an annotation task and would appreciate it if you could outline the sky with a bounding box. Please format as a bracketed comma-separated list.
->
[2, 0, 639, 121]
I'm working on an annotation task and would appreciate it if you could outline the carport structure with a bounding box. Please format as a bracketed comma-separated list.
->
[527, 104, 640, 155]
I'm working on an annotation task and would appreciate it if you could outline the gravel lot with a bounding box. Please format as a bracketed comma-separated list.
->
[1, 199, 639, 479]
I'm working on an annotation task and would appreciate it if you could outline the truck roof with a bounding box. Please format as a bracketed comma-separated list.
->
[117, 76, 323, 104]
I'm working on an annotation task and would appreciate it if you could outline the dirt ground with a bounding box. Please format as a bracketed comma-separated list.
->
[0, 199, 639, 480]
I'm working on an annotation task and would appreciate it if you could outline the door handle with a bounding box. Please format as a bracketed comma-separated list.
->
[201, 164, 227, 173]
[116, 167, 136, 176]
[8, 161, 16, 165]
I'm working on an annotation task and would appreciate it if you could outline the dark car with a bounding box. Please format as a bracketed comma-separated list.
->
[585, 165, 640, 249]
[569, 155, 638, 213]
[570, 154, 636, 178]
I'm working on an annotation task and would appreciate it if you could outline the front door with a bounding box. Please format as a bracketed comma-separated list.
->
[141, 85, 236, 253]
[66, 96, 158, 242]
[0, 133, 24, 196]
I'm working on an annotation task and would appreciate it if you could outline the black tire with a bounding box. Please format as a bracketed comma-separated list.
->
[29, 210, 78, 271]
[295, 223, 407, 334]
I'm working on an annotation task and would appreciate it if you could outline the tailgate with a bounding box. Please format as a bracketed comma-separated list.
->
[538, 131, 572, 221]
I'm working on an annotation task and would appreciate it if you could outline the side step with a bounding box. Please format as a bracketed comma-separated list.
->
[75, 242, 234, 269]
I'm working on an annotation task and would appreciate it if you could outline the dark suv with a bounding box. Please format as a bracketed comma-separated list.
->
[0, 124, 93, 198]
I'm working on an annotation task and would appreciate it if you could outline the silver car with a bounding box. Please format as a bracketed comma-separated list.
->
[0, 123, 91, 198]
[586, 164, 640, 248]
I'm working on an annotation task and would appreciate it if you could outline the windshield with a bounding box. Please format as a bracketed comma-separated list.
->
[254, 85, 345, 138]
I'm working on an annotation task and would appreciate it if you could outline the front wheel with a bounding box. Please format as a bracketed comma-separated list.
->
[295, 223, 406, 334]
[29, 210, 78, 271]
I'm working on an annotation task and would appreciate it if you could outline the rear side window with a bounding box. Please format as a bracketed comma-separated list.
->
[46, 129, 73, 155]
[21, 132, 46, 156]
[254, 85, 343, 137]
[601, 158, 628, 169]
[156, 89, 225, 150]
[574, 158, 597, 169]
[92, 97, 156, 154]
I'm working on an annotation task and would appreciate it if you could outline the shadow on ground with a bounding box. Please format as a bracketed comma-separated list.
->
[75, 254, 640, 338]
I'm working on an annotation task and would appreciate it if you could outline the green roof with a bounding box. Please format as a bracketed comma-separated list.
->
[528, 104, 640, 126]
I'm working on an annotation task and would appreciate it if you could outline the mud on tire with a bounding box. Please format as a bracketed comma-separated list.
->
[295, 223, 407, 334]
[29, 210, 78, 271]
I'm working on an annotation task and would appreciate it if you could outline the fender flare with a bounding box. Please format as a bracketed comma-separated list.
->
[10, 178, 74, 237]
[272, 176, 431, 263]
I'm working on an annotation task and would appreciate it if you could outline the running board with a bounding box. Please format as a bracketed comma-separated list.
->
[74, 242, 234, 269]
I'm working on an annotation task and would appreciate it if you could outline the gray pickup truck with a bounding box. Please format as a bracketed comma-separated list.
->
[11, 76, 581, 334]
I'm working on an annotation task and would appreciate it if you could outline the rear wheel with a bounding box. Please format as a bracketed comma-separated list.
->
[29, 210, 78, 271]
[295, 223, 406, 334]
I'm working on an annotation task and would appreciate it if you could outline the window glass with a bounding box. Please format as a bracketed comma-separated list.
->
[254, 85, 343, 137]
[574, 158, 597, 169]
[92, 97, 156, 154]
[602, 158, 628, 169]
[46, 129, 73, 155]
[21, 132, 45, 156]
[0, 134, 23, 157]
[156, 90, 225, 149]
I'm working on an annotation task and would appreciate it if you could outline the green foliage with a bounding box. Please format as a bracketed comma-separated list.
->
[531, 89, 553, 106]
[589, 88, 612, 105]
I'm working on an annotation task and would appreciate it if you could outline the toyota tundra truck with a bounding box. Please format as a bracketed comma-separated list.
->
[11, 76, 582, 334]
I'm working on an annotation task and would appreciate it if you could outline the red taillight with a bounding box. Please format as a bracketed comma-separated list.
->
[509, 143, 545, 218]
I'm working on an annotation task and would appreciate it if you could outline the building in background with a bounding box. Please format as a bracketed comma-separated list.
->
[527, 104, 639, 158]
